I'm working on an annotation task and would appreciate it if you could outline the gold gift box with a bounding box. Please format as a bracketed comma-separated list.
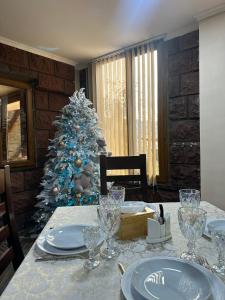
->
[117, 207, 155, 240]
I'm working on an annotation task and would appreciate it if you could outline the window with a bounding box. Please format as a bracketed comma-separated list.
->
[0, 77, 35, 167]
[95, 55, 128, 158]
[92, 41, 168, 184]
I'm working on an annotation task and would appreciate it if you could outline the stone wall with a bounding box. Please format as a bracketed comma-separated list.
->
[0, 31, 199, 220]
[0, 43, 75, 226]
[158, 31, 200, 201]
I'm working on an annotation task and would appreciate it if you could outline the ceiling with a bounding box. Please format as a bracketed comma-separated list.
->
[0, 0, 225, 64]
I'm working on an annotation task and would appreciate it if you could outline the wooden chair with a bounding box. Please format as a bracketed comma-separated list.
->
[0, 165, 24, 276]
[100, 154, 148, 202]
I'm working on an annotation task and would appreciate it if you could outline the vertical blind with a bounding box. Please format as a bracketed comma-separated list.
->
[93, 55, 128, 157]
[91, 43, 159, 184]
[129, 45, 158, 184]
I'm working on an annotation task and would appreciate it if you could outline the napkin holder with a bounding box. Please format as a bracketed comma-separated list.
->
[146, 213, 172, 244]
[117, 207, 154, 240]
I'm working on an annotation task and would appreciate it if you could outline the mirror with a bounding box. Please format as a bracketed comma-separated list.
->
[0, 78, 35, 167]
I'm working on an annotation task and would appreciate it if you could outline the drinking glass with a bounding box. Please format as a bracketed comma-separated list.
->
[207, 224, 225, 276]
[97, 204, 121, 259]
[178, 207, 207, 263]
[83, 226, 101, 270]
[109, 186, 125, 207]
[179, 189, 200, 208]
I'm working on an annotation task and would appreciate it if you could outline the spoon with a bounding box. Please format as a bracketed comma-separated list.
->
[118, 263, 125, 275]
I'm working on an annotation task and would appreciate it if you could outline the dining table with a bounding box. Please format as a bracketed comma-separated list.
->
[1, 201, 225, 300]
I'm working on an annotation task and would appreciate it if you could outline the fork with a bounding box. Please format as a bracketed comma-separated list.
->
[198, 256, 214, 272]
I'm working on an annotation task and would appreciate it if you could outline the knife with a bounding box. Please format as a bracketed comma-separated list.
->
[35, 254, 86, 262]
[159, 204, 165, 225]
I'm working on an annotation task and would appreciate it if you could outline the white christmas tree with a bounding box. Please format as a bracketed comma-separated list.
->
[34, 89, 106, 229]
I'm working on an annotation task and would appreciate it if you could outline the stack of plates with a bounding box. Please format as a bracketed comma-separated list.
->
[36, 224, 104, 256]
[121, 257, 225, 300]
[204, 218, 225, 239]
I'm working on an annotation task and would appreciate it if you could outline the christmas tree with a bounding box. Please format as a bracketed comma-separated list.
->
[34, 89, 106, 230]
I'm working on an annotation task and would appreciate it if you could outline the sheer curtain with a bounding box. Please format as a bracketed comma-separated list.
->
[126, 44, 158, 184]
[91, 43, 159, 184]
[92, 55, 128, 157]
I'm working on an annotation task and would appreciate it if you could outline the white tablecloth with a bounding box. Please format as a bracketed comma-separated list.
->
[2, 201, 225, 300]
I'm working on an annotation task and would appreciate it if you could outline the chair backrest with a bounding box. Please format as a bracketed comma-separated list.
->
[0, 165, 24, 275]
[100, 154, 148, 201]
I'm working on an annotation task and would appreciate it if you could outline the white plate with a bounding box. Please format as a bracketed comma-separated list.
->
[36, 227, 104, 256]
[121, 202, 156, 214]
[121, 257, 225, 300]
[46, 224, 86, 249]
[121, 202, 146, 214]
[204, 218, 225, 239]
[131, 258, 211, 300]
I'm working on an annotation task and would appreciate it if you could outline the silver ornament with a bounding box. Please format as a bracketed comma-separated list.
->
[80, 174, 91, 188]
[74, 125, 80, 131]
[76, 184, 83, 193]
[83, 189, 91, 195]
[83, 163, 93, 175]
[52, 187, 59, 195]
[97, 138, 106, 147]
[59, 141, 65, 148]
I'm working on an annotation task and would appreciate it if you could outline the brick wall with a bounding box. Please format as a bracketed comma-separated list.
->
[0, 43, 75, 227]
[158, 31, 200, 201]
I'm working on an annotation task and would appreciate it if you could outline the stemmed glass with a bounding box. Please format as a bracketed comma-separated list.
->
[178, 207, 207, 263]
[98, 195, 111, 206]
[83, 225, 101, 270]
[108, 186, 125, 253]
[207, 224, 225, 276]
[109, 186, 125, 207]
[179, 189, 200, 208]
[97, 199, 121, 259]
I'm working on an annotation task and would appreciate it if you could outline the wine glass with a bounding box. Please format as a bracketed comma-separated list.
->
[83, 226, 101, 270]
[97, 204, 121, 259]
[207, 224, 225, 276]
[99, 195, 112, 206]
[179, 189, 200, 208]
[109, 186, 125, 207]
[99, 194, 122, 255]
[178, 207, 207, 263]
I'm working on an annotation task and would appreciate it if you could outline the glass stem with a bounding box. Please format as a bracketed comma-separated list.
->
[217, 251, 224, 268]
[89, 249, 95, 261]
[187, 240, 196, 255]
[106, 236, 112, 251]
[111, 236, 115, 249]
